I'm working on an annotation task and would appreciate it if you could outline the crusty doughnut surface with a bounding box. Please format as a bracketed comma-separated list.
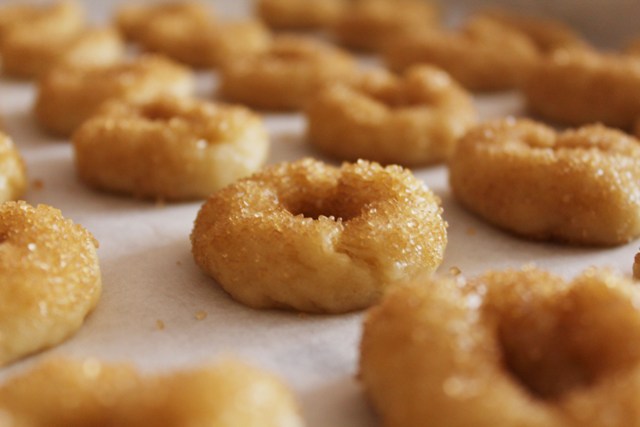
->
[306, 65, 477, 166]
[219, 35, 356, 110]
[332, 0, 438, 52]
[191, 157, 447, 313]
[34, 55, 195, 137]
[72, 96, 269, 201]
[2, 26, 124, 79]
[257, 0, 346, 30]
[384, 15, 539, 91]
[0, 201, 101, 367]
[360, 266, 640, 427]
[524, 50, 640, 129]
[449, 118, 640, 246]
[0, 133, 27, 203]
[0, 0, 83, 43]
[0, 358, 303, 427]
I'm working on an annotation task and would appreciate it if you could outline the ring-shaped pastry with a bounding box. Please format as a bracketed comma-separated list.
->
[257, 0, 346, 30]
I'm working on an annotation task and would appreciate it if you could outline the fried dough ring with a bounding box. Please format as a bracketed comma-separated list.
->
[524, 50, 640, 129]
[257, 0, 346, 30]
[34, 55, 195, 137]
[72, 96, 269, 201]
[384, 15, 539, 91]
[333, 0, 438, 52]
[449, 119, 640, 245]
[219, 35, 357, 110]
[306, 65, 477, 166]
[0, 133, 27, 203]
[0, 201, 101, 367]
[360, 266, 640, 427]
[191, 157, 447, 313]
[0, 358, 303, 427]
[0, 0, 83, 43]
[2, 27, 124, 79]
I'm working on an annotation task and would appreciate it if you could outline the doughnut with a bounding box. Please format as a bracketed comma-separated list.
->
[524, 49, 640, 129]
[360, 266, 640, 427]
[384, 15, 540, 91]
[115, 1, 214, 43]
[332, 0, 438, 52]
[139, 18, 271, 68]
[34, 55, 195, 137]
[0, 0, 83, 43]
[0, 133, 27, 203]
[0, 358, 303, 427]
[72, 96, 269, 201]
[191, 157, 447, 313]
[257, 0, 346, 30]
[634, 252, 640, 280]
[449, 118, 640, 246]
[219, 35, 357, 110]
[2, 26, 124, 79]
[306, 65, 477, 166]
[0, 201, 101, 367]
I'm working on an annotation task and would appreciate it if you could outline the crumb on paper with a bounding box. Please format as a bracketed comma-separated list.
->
[156, 319, 165, 330]
[449, 266, 462, 276]
[466, 226, 476, 236]
[176, 260, 182, 266]
[32, 179, 45, 190]
[194, 310, 208, 320]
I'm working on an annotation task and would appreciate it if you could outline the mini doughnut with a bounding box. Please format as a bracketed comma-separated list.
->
[0, 358, 303, 427]
[0, 133, 27, 202]
[360, 266, 640, 427]
[333, 0, 438, 52]
[0, 0, 83, 43]
[191, 157, 447, 313]
[115, 1, 214, 43]
[72, 96, 269, 201]
[0, 201, 101, 366]
[139, 18, 271, 68]
[306, 65, 477, 166]
[384, 15, 539, 91]
[257, 0, 346, 30]
[219, 35, 357, 110]
[634, 252, 640, 279]
[34, 55, 195, 137]
[449, 118, 640, 245]
[524, 50, 640, 129]
[2, 26, 124, 79]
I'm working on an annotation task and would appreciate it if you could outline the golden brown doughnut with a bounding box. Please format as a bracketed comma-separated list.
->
[0, 133, 27, 202]
[115, 1, 213, 43]
[0, 358, 303, 427]
[306, 65, 477, 166]
[360, 266, 640, 427]
[219, 35, 357, 110]
[0, 0, 83, 43]
[191, 157, 447, 313]
[524, 49, 640, 129]
[449, 118, 640, 245]
[34, 55, 195, 137]
[333, 0, 438, 52]
[257, 0, 346, 30]
[72, 96, 269, 201]
[634, 252, 640, 280]
[2, 26, 124, 79]
[384, 15, 539, 91]
[0, 201, 101, 367]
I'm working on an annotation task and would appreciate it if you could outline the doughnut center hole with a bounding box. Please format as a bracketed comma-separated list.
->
[141, 104, 178, 122]
[269, 47, 311, 63]
[284, 197, 360, 221]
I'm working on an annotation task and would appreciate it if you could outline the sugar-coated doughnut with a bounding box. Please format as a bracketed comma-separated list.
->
[306, 65, 477, 166]
[360, 266, 640, 427]
[2, 27, 124, 79]
[0, 201, 101, 366]
[524, 50, 640, 129]
[449, 118, 640, 245]
[0, 133, 27, 203]
[72, 96, 269, 201]
[191, 157, 447, 313]
[34, 55, 195, 137]
[0, 358, 303, 427]
[333, 0, 438, 52]
[139, 18, 271, 68]
[0, 0, 83, 43]
[115, 1, 213, 43]
[257, 0, 346, 30]
[220, 35, 357, 110]
[384, 15, 539, 91]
